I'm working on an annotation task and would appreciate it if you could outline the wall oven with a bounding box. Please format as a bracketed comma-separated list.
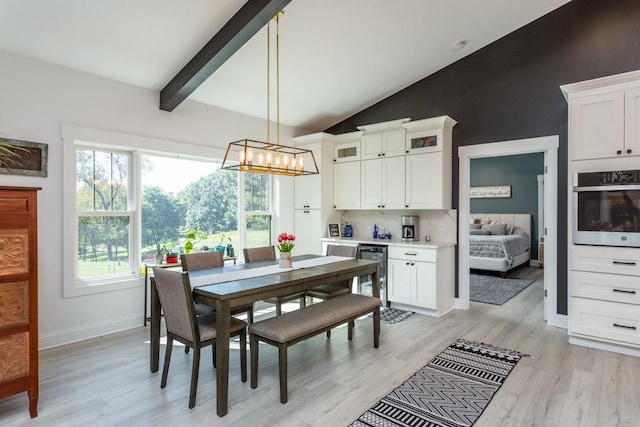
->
[573, 170, 640, 247]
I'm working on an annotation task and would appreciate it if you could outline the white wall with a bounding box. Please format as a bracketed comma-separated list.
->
[0, 51, 301, 348]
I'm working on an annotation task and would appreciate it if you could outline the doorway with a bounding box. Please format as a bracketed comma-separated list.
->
[458, 136, 562, 327]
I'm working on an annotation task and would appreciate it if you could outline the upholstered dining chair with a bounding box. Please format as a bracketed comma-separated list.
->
[306, 244, 357, 337]
[243, 246, 306, 316]
[181, 251, 254, 323]
[152, 267, 247, 409]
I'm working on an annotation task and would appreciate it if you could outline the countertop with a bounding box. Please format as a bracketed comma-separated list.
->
[320, 237, 456, 249]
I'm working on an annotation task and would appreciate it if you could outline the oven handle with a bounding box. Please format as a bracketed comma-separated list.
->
[573, 184, 640, 192]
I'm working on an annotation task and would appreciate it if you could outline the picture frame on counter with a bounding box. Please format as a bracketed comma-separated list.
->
[327, 223, 341, 237]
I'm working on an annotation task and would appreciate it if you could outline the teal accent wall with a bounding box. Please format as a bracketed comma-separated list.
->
[470, 153, 544, 259]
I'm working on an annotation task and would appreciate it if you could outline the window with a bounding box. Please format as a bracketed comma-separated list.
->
[62, 125, 275, 297]
[76, 149, 133, 280]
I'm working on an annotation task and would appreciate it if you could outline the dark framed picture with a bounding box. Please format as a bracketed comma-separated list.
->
[0, 138, 48, 177]
[327, 223, 341, 237]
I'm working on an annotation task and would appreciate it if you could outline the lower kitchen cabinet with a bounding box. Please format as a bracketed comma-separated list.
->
[387, 245, 454, 316]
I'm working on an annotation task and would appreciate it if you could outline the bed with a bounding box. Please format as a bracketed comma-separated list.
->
[469, 213, 531, 277]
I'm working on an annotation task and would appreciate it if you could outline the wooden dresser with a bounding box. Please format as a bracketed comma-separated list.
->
[0, 186, 40, 417]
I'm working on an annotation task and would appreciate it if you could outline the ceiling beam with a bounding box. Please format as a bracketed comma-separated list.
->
[160, 0, 292, 112]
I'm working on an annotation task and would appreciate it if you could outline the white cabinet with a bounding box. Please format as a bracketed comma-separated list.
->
[562, 71, 640, 160]
[294, 209, 322, 255]
[361, 129, 406, 160]
[294, 142, 322, 209]
[360, 156, 405, 210]
[333, 140, 361, 163]
[405, 152, 452, 209]
[333, 161, 360, 210]
[387, 245, 454, 316]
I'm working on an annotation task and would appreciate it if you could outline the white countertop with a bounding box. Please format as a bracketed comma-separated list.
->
[321, 237, 456, 249]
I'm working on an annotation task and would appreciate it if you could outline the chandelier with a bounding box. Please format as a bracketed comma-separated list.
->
[221, 12, 318, 177]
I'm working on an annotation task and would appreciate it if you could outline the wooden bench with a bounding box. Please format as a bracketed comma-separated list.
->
[249, 293, 381, 403]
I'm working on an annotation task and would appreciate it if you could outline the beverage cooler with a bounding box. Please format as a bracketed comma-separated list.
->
[356, 244, 388, 306]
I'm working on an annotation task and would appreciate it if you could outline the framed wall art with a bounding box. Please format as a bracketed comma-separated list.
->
[0, 138, 48, 177]
[470, 185, 511, 199]
[327, 223, 341, 237]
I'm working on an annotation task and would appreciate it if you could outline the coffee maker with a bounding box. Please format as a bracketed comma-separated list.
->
[401, 215, 419, 242]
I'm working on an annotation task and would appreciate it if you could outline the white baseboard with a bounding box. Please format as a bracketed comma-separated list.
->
[39, 314, 142, 350]
[569, 335, 640, 358]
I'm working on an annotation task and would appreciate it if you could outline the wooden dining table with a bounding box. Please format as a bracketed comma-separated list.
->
[149, 255, 379, 417]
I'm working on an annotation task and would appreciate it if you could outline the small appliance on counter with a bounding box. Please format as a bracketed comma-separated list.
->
[344, 223, 353, 237]
[401, 215, 419, 242]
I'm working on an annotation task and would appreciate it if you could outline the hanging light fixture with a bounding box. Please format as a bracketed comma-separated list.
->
[221, 12, 318, 177]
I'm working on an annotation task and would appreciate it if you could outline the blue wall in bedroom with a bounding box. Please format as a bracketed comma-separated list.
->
[470, 152, 544, 259]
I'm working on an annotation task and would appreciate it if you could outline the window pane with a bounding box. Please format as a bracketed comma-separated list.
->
[76, 149, 129, 211]
[77, 215, 131, 278]
[244, 173, 270, 212]
[141, 155, 238, 258]
[246, 214, 272, 247]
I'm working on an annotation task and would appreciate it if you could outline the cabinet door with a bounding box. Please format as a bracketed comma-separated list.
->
[294, 209, 322, 255]
[383, 129, 406, 157]
[412, 261, 437, 309]
[405, 153, 446, 209]
[382, 156, 406, 209]
[361, 133, 383, 160]
[361, 159, 382, 209]
[625, 87, 640, 157]
[570, 91, 625, 160]
[388, 259, 412, 304]
[333, 141, 361, 163]
[333, 161, 360, 209]
[294, 142, 321, 209]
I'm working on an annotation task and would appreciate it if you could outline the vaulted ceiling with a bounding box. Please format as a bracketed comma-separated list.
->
[0, 0, 570, 132]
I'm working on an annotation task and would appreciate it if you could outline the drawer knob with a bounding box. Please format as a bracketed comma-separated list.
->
[613, 323, 637, 330]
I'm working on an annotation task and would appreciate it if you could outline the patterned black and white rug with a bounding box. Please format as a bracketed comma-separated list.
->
[379, 307, 414, 324]
[350, 338, 524, 427]
[469, 274, 534, 305]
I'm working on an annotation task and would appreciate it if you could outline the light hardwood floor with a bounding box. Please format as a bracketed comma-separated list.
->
[2, 268, 639, 426]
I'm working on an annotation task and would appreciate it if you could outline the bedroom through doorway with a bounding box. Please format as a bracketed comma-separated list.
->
[458, 136, 561, 327]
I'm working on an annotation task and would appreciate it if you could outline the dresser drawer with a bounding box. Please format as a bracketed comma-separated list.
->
[570, 245, 640, 276]
[388, 246, 436, 262]
[569, 298, 640, 346]
[570, 271, 640, 305]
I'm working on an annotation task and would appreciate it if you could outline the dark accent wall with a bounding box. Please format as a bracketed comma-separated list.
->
[325, 0, 640, 316]
[470, 153, 544, 259]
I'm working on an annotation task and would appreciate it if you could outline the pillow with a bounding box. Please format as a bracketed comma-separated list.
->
[470, 229, 491, 235]
[481, 217, 492, 225]
[481, 223, 507, 235]
[504, 223, 514, 235]
[512, 226, 528, 237]
[470, 223, 482, 229]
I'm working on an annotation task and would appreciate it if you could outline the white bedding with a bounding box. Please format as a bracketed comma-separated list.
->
[469, 233, 530, 268]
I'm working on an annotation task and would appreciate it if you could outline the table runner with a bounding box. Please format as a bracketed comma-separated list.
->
[188, 255, 352, 288]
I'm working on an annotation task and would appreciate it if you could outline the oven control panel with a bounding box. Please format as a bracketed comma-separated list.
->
[576, 170, 640, 186]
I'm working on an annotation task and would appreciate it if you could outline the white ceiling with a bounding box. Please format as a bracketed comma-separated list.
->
[0, 0, 570, 132]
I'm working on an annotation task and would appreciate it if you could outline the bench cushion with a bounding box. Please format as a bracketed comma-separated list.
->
[249, 294, 380, 343]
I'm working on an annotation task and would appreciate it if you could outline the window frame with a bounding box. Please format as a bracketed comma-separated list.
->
[240, 172, 274, 255]
[62, 125, 229, 298]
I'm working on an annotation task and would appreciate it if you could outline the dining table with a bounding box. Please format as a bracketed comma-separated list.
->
[149, 254, 379, 417]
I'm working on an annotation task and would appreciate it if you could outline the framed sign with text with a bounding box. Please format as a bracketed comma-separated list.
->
[470, 185, 511, 199]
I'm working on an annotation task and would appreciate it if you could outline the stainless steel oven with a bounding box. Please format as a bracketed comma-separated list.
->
[573, 169, 640, 247]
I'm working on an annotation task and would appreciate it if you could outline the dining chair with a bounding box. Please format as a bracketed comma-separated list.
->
[306, 244, 357, 337]
[181, 251, 254, 323]
[152, 267, 247, 409]
[243, 246, 306, 315]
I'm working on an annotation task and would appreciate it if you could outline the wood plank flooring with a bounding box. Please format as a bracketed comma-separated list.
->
[2, 267, 639, 426]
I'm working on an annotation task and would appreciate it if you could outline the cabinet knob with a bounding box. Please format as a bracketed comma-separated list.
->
[382, 205, 385, 208]
[406, 262, 410, 265]
[406, 150, 409, 154]
[627, 149, 632, 154]
[405, 205, 409, 208]
[617, 150, 622, 155]
[382, 153, 385, 156]
[333, 159, 337, 162]
[377, 153, 381, 157]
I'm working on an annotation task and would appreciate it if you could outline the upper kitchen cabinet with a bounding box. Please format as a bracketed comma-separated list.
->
[561, 70, 640, 161]
[402, 116, 456, 156]
[333, 131, 362, 164]
[293, 133, 335, 210]
[358, 118, 410, 160]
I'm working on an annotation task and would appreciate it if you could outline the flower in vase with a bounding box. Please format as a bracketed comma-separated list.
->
[277, 232, 295, 253]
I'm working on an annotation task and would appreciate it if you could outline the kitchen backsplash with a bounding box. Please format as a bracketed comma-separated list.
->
[327, 210, 458, 244]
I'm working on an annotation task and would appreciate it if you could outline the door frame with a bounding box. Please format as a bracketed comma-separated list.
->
[457, 135, 562, 327]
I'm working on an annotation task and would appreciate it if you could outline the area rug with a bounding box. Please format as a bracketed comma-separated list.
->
[469, 274, 534, 305]
[378, 307, 414, 324]
[350, 338, 524, 427]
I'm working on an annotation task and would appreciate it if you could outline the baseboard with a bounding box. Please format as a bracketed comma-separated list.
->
[569, 335, 640, 358]
[39, 314, 142, 350]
